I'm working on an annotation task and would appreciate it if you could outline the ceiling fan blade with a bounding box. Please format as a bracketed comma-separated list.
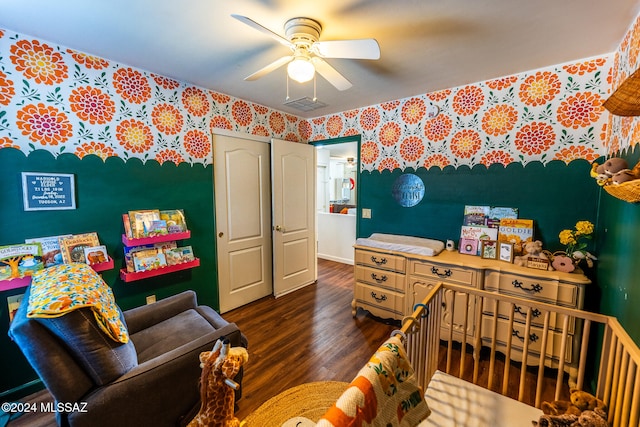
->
[313, 39, 380, 60]
[245, 56, 293, 81]
[231, 14, 293, 48]
[311, 57, 352, 91]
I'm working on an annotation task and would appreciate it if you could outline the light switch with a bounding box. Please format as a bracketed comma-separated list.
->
[362, 208, 371, 219]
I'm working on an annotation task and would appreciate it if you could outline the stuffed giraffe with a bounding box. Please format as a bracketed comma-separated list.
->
[187, 338, 249, 427]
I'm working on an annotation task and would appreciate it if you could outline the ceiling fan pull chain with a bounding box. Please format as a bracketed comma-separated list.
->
[313, 74, 317, 102]
[286, 73, 290, 101]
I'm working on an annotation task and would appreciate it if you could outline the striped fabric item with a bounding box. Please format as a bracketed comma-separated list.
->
[317, 335, 430, 427]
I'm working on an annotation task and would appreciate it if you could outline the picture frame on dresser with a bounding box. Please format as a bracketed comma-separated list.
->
[499, 242, 514, 263]
[459, 238, 478, 255]
[480, 240, 498, 259]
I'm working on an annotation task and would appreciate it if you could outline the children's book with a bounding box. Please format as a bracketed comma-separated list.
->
[459, 226, 498, 255]
[124, 242, 177, 272]
[498, 218, 534, 256]
[144, 219, 168, 237]
[59, 233, 100, 264]
[160, 209, 188, 233]
[463, 205, 490, 226]
[83, 245, 109, 265]
[7, 293, 24, 323]
[487, 207, 518, 229]
[0, 243, 44, 280]
[25, 234, 72, 267]
[122, 213, 133, 239]
[129, 209, 161, 238]
[132, 249, 167, 272]
[165, 246, 195, 265]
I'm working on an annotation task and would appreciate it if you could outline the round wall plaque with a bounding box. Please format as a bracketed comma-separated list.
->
[392, 173, 425, 207]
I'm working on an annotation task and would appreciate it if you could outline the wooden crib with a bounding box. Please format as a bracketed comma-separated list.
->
[400, 281, 640, 427]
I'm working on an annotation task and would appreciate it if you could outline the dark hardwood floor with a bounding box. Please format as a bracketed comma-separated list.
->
[7, 258, 397, 426]
[7, 258, 566, 425]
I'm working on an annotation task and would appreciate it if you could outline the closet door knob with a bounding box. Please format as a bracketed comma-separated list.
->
[218, 232, 224, 237]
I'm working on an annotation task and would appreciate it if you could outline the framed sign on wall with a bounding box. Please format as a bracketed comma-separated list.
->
[22, 172, 76, 211]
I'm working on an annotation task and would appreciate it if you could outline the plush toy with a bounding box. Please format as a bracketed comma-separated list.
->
[592, 158, 629, 186]
[537, 389, 609, 427]
[611, 168, 639, 185]
[513, 240, 552, 270]
[187, 338, 249, 427]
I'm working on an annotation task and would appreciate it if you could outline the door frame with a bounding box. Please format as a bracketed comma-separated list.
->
[310, 135, 362, 237]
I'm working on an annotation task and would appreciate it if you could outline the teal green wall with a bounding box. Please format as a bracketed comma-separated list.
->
[357, 160, 598, 255]
[0, 148, 216, 399]
[595, 146, 640, 344]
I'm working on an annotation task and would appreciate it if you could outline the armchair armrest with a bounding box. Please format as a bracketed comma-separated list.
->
[69, 323, 243, 427]
[124, 290, 197, 334]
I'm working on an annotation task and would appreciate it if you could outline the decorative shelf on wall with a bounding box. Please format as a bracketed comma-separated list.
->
[121, 231, 191, 247]
[119, 258, 200, 282]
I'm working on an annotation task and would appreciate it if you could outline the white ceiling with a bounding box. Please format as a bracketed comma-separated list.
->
[0, 0, 638, 118]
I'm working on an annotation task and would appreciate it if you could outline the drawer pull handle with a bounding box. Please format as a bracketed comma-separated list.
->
[371, 256, 387, 266]
[371, 273, 388, 283]
[431, 266, 452, 278]
[371, 292, 387, 303]
[512, 329, 539, 343]
[514, 306, 541, 318]
[512, 279, 543, 293]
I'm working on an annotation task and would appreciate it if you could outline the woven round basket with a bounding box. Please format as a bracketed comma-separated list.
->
[242, 381, 348, 427]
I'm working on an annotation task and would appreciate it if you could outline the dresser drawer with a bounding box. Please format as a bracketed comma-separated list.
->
[354, 282, 405, 317]
[355, 249, 406, 273]
[355, 265, 405, 292]
[409, 260, 476, 287]
[480, 316, 572, 364]
[484, 271, 578, 307]
[482, 299, 575, 334]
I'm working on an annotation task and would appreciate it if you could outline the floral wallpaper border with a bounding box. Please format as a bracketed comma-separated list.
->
[2, 11, 640, 172]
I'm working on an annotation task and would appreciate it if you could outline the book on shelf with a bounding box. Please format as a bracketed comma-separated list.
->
[122, 213, 133, 239]
[165, 246, 195, 266]
[160, 209, 188, 233]
[7, 293, 24, 323]
[459, 226, 498, 255]
[128, 209, 161, 238]
[487, 206, 518, 229]
[132, 248, 167, 272]
[498, 218, 534, 256]
[83, 245, 109, 265]
[59, 233, 100, 264]
[0, 243, 44, 280]
[124, 241, 177, 272]
[462, 205, 490, 226]
[25, 234, 72, 267]
[144, 219, 168, 237]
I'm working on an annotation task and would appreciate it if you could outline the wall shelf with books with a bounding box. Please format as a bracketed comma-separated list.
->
[121, 209, 198, 282]
[121, 231, 191, 247]
[119, 258, 200, 282]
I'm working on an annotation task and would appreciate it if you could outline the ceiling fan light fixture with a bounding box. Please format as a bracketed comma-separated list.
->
[287, 57, 315, 83]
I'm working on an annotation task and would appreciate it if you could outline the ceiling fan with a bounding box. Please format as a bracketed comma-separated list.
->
[231, 14, 380, 91]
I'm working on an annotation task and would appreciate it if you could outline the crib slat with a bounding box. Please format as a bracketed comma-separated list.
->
[630, 366, 640, 427]
[535, 310, 551, 408]
[575, 319, 591, 391]
[488, 298, 499, 391]
[472, 294, 484, 385]
[502, 303, 516, 396]
[518, 308, 534, 402]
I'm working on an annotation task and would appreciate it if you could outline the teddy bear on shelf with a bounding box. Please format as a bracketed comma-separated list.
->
[535, 388, 609, 427]
[514, 240, 553, 270]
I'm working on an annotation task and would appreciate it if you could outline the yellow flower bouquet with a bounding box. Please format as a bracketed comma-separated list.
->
[557, 220, 597, 270]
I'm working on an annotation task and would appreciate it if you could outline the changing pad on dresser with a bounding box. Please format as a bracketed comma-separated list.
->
[419, 370, 543, 427]
[355, 233, 445, 256]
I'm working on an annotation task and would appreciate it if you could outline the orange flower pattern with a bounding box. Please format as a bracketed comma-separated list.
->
[69, 86, 116, 124]
[17, 103, 72, 145]
[116, 119, 154, 153]
[152, 103, 184, 135]
[0, 29, 623, 169]
[113, 68, 151, 104]
[10, 39, 68, 85]
[0, 70, 15, 106]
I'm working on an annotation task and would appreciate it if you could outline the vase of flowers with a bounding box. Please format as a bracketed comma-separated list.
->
[551, 220, 597, 273]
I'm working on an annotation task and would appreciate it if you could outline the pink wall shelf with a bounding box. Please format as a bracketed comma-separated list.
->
[0, 257, 115, 291]
[121, 231, 191, 246]
[119, 258, 200, 282]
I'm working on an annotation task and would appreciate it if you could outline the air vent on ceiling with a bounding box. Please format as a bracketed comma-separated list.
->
[283, 96, 327, 112]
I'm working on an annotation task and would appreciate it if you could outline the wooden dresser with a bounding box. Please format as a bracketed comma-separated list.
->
[353, 245, 591, 373]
